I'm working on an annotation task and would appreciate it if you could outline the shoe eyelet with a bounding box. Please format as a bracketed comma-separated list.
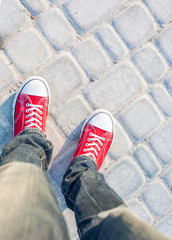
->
[83, 149, 86, 152]
[89, 133, 92, 136]
[26, 109, 29, 113]
[85, 143, 89, 147]
[40, 111, 43, 115]
[39, 117, 42, 120]
[25, 121, 28, 124]
[40, 105, 43, 109]
[100, 143, 103, 146]
[26, 115, 28, 119]
[26, 103, 29, 107]
[87, 138, 91, 141]
[103, 138, 105, 141]
[40, 123, 42, 126]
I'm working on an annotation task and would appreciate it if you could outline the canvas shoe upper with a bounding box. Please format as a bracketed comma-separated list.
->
[72, 109, 115, 170]
[13, 76, 50, 137]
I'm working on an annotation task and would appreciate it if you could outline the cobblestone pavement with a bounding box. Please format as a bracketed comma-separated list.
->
[0, 0, 172, 239]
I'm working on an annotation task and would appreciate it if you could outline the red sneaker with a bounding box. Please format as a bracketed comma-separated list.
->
[72, 109, 115, 170]
[13, 76, 50, 137]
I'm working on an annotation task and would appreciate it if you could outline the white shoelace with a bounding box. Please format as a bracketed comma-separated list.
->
[25, 103, 43, 130]
[83, 132, 105, 159]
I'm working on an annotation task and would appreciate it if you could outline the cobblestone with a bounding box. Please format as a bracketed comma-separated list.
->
[156, 212, 172, 239]
[150, 85, 172, 117]
[21, 0, 47, 16]
[53, 96, 91, 140]
[164, 166, 172, 192]
[142, 181, 172, 217]
[144, 0, 172, 25]
[133, 144, 160, 178]
[72, 37, 110, 78]
[0, 53, 17, 92]
[113, 3, 156, 49]
[85, 61, 147, 114]
[155, 26, 172, 66]
[1, 0, 172, 238]
[132, 44, 167, 84]
[4, 28, 51, 74]
[105, 156, 145, 199]
[63, 0, 123, 34]
[37, 9, 74, 50]
[127, 200, 152, 223]
[0, 0, 28, 38]
[119, 95, 164, 142]
[109, 120, 132, 160]
[96, 24, 128, 61]
[36, 52, 88, 110]
[149, 120, 172, 165]
[164, 70, 172, 96]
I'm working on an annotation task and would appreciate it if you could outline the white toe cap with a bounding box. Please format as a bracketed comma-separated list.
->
[89, 112, 114, 132]
[22, 78, 49, 97]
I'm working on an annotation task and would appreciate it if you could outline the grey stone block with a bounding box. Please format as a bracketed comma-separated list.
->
[149, 120, 172, 165]
[73, 37, 110, 78]
[142, 181, 172, 216]
[144, 0, 172, 25]
[37, 9, 74, 50]
[113, 3, 156, 49]
[155, 26, 172, 66]
[150, 85, 172, 117]
[119, 95, 164, 142]
[0, 0, 28, 38]
[4, 28, 51, 74]
[96, 24, 128, 61]
[105, 156, 145, 198]
[133, 144, 160, 178]
[85, 61, 147, 115]
[53, 95, 91, 140]
[63, 0, 123, 33]
[132, 44, 167, 84]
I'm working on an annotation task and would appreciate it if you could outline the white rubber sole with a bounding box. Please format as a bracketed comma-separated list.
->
[12, 76, 50, 135]
[80, 109, 115, 146]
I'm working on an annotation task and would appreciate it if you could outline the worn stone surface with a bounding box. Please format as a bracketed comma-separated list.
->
[63, 0, 123, 33]
[21, 0, 47, 16]
[0, 0, 28, 38]
[4, 28, 51, 74]
[142, 181, 172, 217]
[132, 44, 167, 84]
[0, 0, 172, 238]
[119, 95, 164, 142]
[133, 144, 161, 178]
[150, 85, 172, 117]
[37, 9, 74, 50]
[149, 120, 172, 165]
[144, 0, 172, 25]
[53, 96, 91, 140]
[155, 26, 172, 66]
[96, 24, 128, 61]
[113, 3, 156, 49]
[73, 37, 110, 78]
[105, 156, 145, 199]
[85, 62, 147, 114]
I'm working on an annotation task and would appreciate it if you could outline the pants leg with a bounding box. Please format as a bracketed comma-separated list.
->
[0, 129, 69, 240]
[61, 155, 170, 240]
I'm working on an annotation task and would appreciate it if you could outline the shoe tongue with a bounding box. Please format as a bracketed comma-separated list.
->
[89, 123, 109, 135]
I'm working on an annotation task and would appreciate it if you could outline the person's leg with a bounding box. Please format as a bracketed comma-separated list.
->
[62, 110, 169, 240]
[0, 76, 69, 240]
